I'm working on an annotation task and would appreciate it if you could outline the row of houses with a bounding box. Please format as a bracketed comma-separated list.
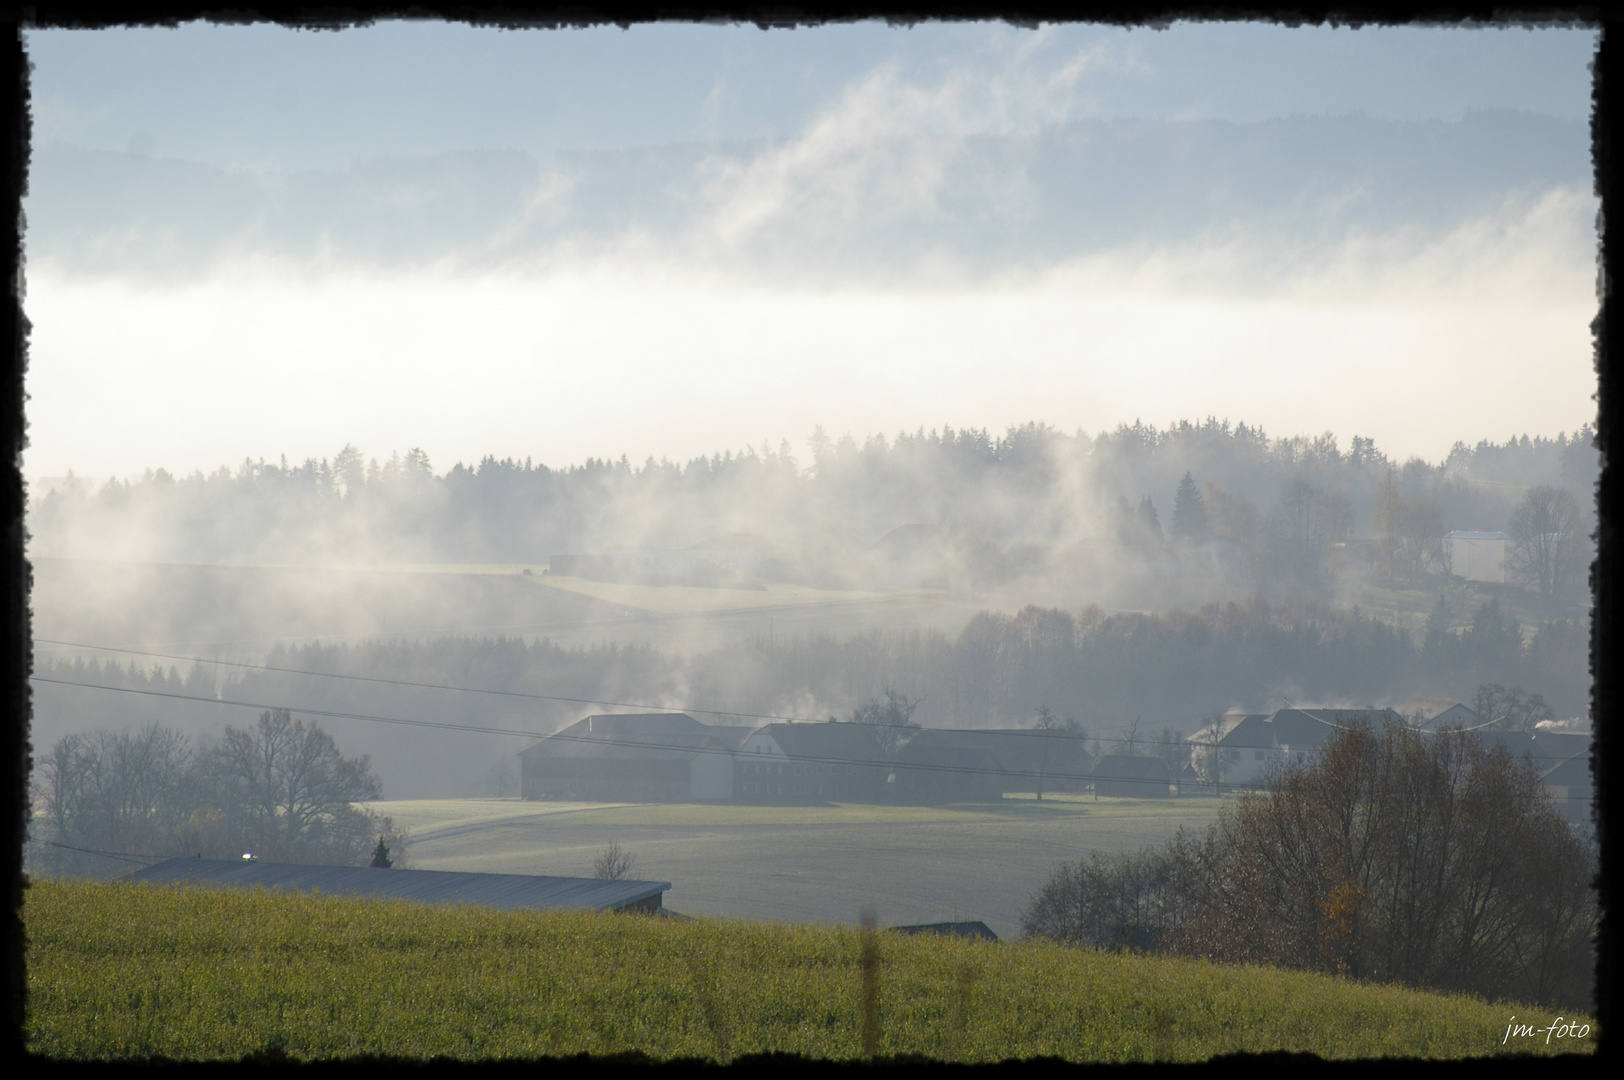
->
[518, 699, 1593, 816]
[518, 712, 1108, 805]
[1186, 698, 1594, 827]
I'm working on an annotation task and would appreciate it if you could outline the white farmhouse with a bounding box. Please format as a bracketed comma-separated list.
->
[1448, 531, 1507, 583]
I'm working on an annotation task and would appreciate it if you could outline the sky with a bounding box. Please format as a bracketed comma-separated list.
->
[21, 19, 1601, 483]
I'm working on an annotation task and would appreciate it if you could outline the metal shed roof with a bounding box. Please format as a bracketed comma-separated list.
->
[889, 921, 999, 941]
[124, 858, 671, 913]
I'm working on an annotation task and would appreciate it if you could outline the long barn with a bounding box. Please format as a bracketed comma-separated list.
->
[519, 712, 753, 802]
[125, 858, 672, 913]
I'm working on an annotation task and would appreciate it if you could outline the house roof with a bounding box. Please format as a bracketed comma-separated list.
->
[1211, 714, 1276, 749]
[889, 921, 998, 941]
[893, 738, 1001, 773]
[1532, 731, 1592, 762]
[750, 721, 888, 762]
[1542, 750, 1593, 790]
[1193, 714, 1266, 745]
[924, 728, 1088, 772]
[1394, 698, 1481, 725]
[1271, 709, 1400, 747]
[124, 858, 671, 912]
[1095, 755, 1171, 781]
[520, 713, 746, 761]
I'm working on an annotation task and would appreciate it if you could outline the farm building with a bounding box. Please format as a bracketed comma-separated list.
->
[735, 721, 887, 802]
[1188, 708, 1403, 788]
[1093, 755, 1172, 798]
[1187, 712, 1274, 787]
[1447, 531, 1507, 583]
[1395, 697, 1486, 731]
[891, 728, 1091, 802]
[519, 713, 753, 802]
[890, 731, 1007, 803]
[125, 858, 672, 913]
[1270, 709, 1403, 766]
[889, 921, 999, 941]
[1541, 748, 1594, 830]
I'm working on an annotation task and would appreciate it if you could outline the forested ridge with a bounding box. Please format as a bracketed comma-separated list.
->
[29, 420, 1599, 592]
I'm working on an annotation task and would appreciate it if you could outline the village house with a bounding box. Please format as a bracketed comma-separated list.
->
[1447, 530, 1507, 583]
[1093, 754, 1173, 798]
[734, 721, 887, 802]
[1395, 697, 1488, 731]
[519, 713, 752, 802]
[1187, 708, 1404, 788]
[891, 727, 1092, 802]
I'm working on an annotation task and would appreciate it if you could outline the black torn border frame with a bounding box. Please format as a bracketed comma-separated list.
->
[0, 1, 1614, 1066]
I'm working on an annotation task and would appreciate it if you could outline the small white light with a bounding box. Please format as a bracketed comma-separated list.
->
[242, 852, 253, 860]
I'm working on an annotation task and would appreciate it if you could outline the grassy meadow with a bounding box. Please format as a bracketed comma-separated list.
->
[26, 878, 1593, 1062]
[364, 795, 1226, 937]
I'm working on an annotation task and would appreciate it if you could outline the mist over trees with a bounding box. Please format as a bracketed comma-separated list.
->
[28, 417, 1596, 798]
[34, 592, 1588, 799]
[28, 420, 1598, 609]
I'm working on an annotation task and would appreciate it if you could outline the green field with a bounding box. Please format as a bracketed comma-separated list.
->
[25, 878, 1593, 1062]
[363, 796, 1227, 938]
[531, 574, 934, 616]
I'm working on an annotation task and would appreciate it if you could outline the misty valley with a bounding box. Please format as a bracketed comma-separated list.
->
[17, 18, 1606, 1063]
[26, 418, 1598, 1024]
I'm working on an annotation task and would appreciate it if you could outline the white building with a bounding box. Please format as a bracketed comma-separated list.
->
[1448, 531, 1507, 583]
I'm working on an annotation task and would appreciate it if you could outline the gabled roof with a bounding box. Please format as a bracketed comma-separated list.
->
[521, 713, 743, 761]
[1212, 714, 1276, 750]
[1395, 698, 1482, 726]
[1193, 714, 1267, 745]
[749, 721, 887, 762]
[124, 858, 670, 912]
[1542, 750, 1593, 789]
[1095, 755, 1170, 781]
[893, 739, 999, 772]
[1531, 730, 1592, 760]
[889, 921, 998, 941]
[924, 728, 1089, 771]
[1271, 709, 1400, 747]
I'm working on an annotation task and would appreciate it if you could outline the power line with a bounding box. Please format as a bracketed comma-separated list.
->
[33, 637, 833, 726]
[26, 838, 165, 865]
[29, 677, 1598, 797]
[34, 638, 1118, 741]
[32, 638, 1594, 762]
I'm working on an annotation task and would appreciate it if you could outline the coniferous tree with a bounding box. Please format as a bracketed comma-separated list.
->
[1171, 472, 1207, 542]
[1137, 497, 1163, 544]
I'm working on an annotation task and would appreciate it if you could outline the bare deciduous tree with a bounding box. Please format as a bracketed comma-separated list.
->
[206, 708, 382, 862]
[1471, 683, 1555, 733]
[35, 724, 195, 875]
[593, 840, 635, 880]
[1506, 484, 1584, 601]
[851, 688, 922, 760]
[1024, 719, 1597, 1012]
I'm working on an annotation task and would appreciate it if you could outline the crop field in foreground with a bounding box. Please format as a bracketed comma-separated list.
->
[363, 796, 1227, 938]
[26, 879, 1593, 1062]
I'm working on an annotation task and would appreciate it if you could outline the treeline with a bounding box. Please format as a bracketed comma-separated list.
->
[28, 421, 1597, 597]
[34, 596, 1589, 799]
[1021, 720, 1597, 1013]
